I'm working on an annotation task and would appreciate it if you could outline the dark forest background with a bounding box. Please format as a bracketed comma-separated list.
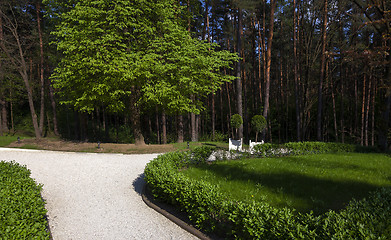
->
[0, 0, 390, 149]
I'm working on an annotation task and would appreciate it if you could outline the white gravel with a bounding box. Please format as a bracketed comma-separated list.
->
[0, 148, 198, 240]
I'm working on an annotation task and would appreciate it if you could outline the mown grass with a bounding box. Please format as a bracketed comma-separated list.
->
[182, 153, 391, 214]
[0, 135, 29, 147]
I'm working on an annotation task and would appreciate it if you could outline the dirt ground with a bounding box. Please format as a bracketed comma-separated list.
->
[7, 138, 176, 154]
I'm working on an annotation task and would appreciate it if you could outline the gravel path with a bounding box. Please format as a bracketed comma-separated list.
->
[0, 148, 198, 240]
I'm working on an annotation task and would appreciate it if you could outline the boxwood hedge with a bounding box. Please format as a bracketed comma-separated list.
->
[144, 144, 391, 239]
[0, 161, 50, 239]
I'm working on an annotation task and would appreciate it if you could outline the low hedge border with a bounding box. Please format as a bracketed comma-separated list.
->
[144, 143, 391, 239]
[0, 161, 50, 239]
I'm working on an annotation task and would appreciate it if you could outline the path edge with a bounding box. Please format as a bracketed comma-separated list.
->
[141, 184, 211, 240]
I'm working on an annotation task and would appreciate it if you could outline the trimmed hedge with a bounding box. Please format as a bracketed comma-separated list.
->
[144, 145, 391, 239]
[0, 161, 50, 239]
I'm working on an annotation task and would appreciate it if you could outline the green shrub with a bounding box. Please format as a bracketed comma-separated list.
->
[144, 147, 391, 239]
[0, 161, 50, 239]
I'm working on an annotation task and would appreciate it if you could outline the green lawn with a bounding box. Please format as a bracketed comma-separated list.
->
[182, 153, 391, 214]
[0, 136, 20, 147]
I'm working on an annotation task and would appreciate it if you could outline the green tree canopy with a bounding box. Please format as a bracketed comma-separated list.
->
[48, 0, 237, 143]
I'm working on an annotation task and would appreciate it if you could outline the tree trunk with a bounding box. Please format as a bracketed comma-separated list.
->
[262, 0, 276, 134]
[371, 80, 376, 146]
[361, 73, 366, 146]
[317, 0, 328, 141]
[48, 78, 59, 136]
[293, 0, 301, 142]
[130, 87, 144, 145]
[340, 61, 345, 143]
[330, 62, 338, 142]
[0, 102, 2, 136]
[161, 111, 167, 144]
[177, 115, 184, 143]
[191, 112, 197, 142]
[236, 7, 243, 140]
[191, 98, 197, 142]
[23, 62, 41, 139]
[0, 13, 2, 136]
[257, 20, 262, 108]
[156, 107, 160, 144]
[0, 99, 7, 133]
[36, 0, 45, 136]
[365, 74, 372, 146]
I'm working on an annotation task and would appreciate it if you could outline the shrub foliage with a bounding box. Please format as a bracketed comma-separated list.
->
[144, 144, 390, 239]
[0, 161, 50, 239]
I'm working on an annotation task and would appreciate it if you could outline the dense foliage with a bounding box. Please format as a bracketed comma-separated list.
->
[0, 161, 49, 239]
[144, 145, 391, 239]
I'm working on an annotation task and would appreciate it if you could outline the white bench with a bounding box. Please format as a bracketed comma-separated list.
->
[229, 138, 243, 151]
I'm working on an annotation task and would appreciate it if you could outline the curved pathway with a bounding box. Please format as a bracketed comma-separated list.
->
[0, 148, 198, 240]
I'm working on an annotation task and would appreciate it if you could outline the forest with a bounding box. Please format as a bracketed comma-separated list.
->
[0, 0, 390, 148]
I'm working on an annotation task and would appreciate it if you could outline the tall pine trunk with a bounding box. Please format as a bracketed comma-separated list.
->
[262, 0, 276, 135]
[130, 87, 144, 145]
[293, 0, 301, 142]
[236, 7, 243, 140]
[317, 0, 328, 141]
[361, 73, 366, 146]
[162, 111, 167, 144]
[36, 1, 45, 136]
[177, 115, 184, 143]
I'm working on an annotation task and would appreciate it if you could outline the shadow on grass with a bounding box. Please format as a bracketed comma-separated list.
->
[195, 158, 391, 214]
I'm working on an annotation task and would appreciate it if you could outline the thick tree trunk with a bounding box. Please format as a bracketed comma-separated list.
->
[155, 107, 160, 144]
[48, 77, 59, 135]
[262, 0, 276, 132]
[317, 0, 328, 141]
[23, 62, 41, 139]
[371, 81, 376, 146]
[340, 61, 345, 143]
[293, 0, 301, 142]
[1, 101, 7, 133]
[365, 75, 371, 146]
[130, 88, 144, 145]
[36, 1, 45, 136]
[191, 112, 197, 141]
[236, 7, 243, 140]
[211, 94, 215, 141]
[257, 20, 262, 108]
[379, 47, 391, 150]
[161, 111, 167, 144]
[361, 74, 366, 146]
[330, 62, 338, 142]
[177, 115, 184, 143]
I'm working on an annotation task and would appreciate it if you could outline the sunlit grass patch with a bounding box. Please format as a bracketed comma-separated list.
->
[182, 153, 391, 214]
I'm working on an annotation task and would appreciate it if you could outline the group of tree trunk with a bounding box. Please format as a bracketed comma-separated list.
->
[0, 0, 390, 149]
